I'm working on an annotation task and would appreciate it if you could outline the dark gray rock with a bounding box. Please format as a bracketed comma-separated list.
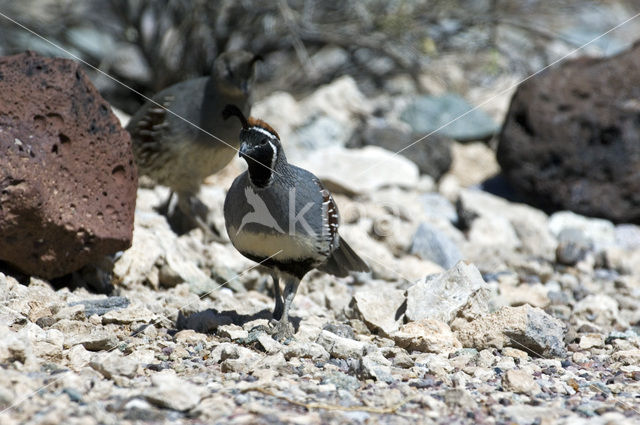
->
[400, 93, 499, 141]
[322, 323, 356, 340]
[355, 123, 452, 180]
[353, 48, 395, 76]
[410, 222, 462, 269]
[295, 115, 352, 151]
[497, 41, 640, 223]
[69, 296, 130, 317]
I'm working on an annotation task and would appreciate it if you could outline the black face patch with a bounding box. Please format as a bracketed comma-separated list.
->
[243, 140, 275, 187]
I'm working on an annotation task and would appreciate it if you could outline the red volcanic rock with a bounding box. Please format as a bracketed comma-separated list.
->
[497, 42, 640, 223]
[0, 52, 137, 279]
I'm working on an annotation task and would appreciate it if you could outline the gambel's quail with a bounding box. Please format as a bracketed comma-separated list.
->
[127, 51, 260, 235]
[222, 105, 369, 340]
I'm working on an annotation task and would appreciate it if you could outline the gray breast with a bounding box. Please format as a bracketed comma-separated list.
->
[224, 171, 331, 262]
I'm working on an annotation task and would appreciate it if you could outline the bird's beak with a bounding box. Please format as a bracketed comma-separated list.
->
[239, 142, 250, 159]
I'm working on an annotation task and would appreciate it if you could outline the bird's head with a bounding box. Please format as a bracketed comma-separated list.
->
[223, 104, 284, 188]
[213, 51, 261, 96]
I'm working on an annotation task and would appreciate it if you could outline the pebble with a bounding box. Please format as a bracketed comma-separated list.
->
[502, 369, 542, 395]
[143, 371, 205, 411]
[90, 351, 139, 379]
[579, 333, 605, 350]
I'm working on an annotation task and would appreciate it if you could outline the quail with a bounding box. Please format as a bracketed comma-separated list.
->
[127, 50, 260, 235]
[222, 105, 370, 340]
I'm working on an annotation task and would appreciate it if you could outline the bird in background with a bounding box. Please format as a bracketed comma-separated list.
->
[222, 105, 370, 340]
[127, 50, 261, 237]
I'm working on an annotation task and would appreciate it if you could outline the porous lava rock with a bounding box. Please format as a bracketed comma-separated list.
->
[0, 52, 137, 279]
[497, 42, 640, 223]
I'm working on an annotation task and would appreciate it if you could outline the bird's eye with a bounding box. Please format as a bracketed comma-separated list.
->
[259, 139, 268, 145]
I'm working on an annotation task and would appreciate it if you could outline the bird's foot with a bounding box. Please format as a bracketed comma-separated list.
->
[268, 319, 294, 342]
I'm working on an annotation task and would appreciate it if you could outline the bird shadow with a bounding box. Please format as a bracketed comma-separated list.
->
[173, 307, 301, 335]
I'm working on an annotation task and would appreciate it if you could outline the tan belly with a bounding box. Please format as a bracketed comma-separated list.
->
[228, 225, 325, 263]
[152, 142, 236, 194]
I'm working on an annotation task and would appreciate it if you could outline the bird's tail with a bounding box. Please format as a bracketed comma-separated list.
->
[319, 237, 370, 278]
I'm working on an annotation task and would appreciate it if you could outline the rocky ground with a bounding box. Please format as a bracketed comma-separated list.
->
[1, 70, 640, 424]
[2, 2, 640, 424]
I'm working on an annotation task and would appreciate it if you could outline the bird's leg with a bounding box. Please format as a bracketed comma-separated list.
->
[271, 271, 284, 321]
[270, 275, 300, 341]
[173, 192, 224, 241]
[156, 191, 175, 216]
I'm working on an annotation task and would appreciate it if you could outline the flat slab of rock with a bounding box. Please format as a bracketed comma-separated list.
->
[143, 372, 205, 412]
[393, 319, 462, 354]
[455, 304, 566, 357]
[69, 296, 130, 317]
[90, 351, 138, 379]
[297, 146, 419, 195]
[0, 52, 137, 278]
[351, 285, 405, 336]
[316, 330, 367, 360]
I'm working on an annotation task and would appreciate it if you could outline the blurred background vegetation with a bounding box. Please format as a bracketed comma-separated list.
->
[0, 0, 637, 114]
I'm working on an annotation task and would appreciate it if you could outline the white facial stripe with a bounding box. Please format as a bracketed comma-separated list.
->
[268, 140, 278, 171]
[251, 126, 277, 140]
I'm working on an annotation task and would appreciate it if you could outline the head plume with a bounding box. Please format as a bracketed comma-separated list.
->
[222, 104, 249, 129]
[249, 54, 263, 69]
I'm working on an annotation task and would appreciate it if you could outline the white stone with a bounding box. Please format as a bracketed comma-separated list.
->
[67, 344, 92, 371]
[299, 76, 373, 126]
[448, 142, 500, 187]
[297, 146, 420, 195]
[144, 371, 205, 411]
[455, 305, 566, 357]
[90, 351, 139, 379]
[579, 333, 605, 350]
[405, 261, 490, 325]
[217, 324, 249, 341]
[548, 211, 616, 251]
[502, 369, 541, 395]
[316, 330, 367, 360]
[458, 189, 556, 259]
[102, 304, 156, 324]
[351, 285, 405, 336]
[573, 294, 620, 326]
